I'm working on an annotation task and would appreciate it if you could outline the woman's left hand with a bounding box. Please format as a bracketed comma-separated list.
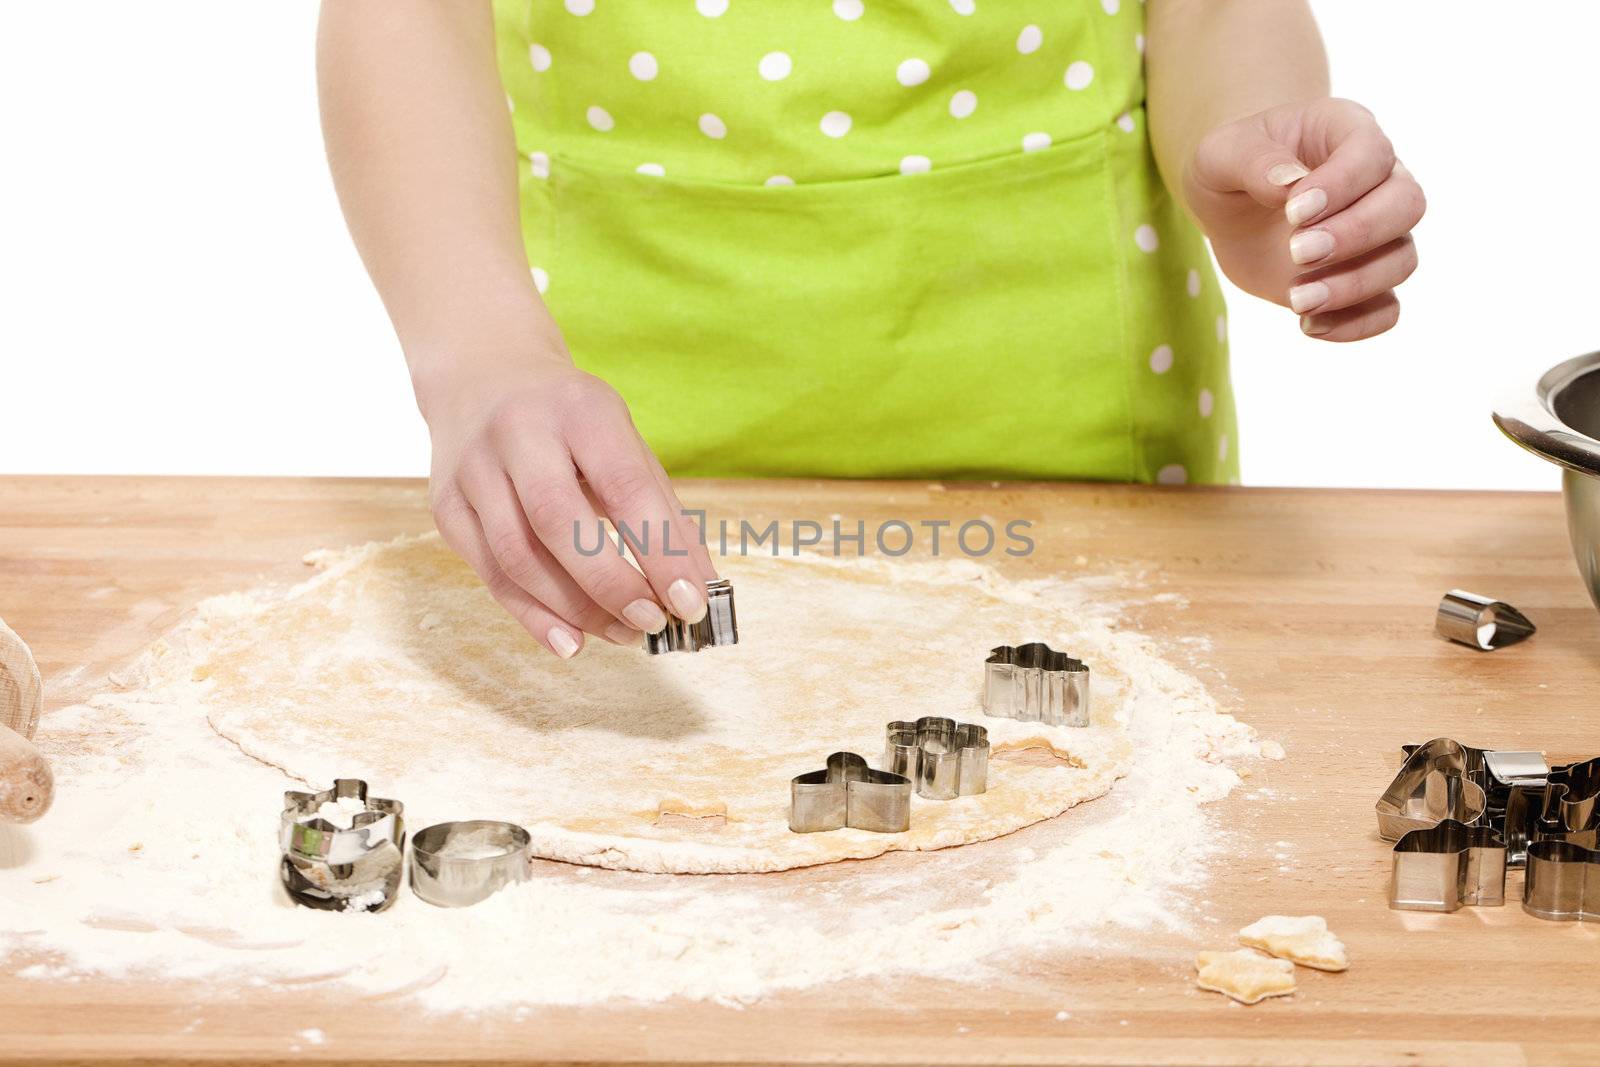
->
[1185, 97, 1425, 342]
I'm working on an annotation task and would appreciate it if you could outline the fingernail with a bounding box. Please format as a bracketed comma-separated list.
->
[1267, 162, 1310, 187]
[548, 626, 581, 658]
[1284, 187, 1327, 226]
[1300, 314, 1331, 337]
[1288, 281, 1330, 314]
[1289, 228, 1335, 265]
[623, 598, 668, 632]
[604, 622, 642, 646]
[667, 578, 707, 623]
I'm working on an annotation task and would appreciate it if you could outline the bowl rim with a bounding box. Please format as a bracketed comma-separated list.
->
[1492, 350, 1600, 477]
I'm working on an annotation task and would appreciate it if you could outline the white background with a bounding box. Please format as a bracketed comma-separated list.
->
[1, 2, 1593, 489]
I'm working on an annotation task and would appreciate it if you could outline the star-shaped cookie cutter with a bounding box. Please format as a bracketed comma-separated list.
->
[982, 643, 1089, 727]
[788, 752, 911, 834]
[1524, 839, 1600, 922]
[1389, 818, 1507, 913]
[280, 778, 405, 864]
[884, 716, 989, 800]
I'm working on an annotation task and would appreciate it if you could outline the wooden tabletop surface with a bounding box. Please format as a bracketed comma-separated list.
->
[1, 475, 1596, 1066]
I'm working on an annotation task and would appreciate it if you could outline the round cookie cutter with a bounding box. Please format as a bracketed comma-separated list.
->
[410, 820, 532, 908]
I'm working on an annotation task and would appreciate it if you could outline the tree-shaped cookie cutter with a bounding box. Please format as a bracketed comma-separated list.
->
[1389, 818, 1508, 912]
[884, 717, 989, 800]
[982, 643, 1090, 727]
[279, 778, 407, 912]
[788, 752, 910, 834]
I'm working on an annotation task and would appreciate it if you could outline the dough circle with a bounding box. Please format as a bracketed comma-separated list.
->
[199, 536, 1134, 874]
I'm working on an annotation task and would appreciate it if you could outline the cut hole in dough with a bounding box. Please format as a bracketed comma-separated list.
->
[991, 740, 1085, 768]
[654, 799, 728, 832]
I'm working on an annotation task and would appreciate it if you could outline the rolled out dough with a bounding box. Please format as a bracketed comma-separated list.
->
[186, 535, 1135, 874]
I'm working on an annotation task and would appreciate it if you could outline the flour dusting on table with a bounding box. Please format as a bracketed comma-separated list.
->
[0, 538, 1264, 1011]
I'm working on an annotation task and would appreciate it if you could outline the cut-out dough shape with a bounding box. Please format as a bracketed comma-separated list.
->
[1238, 915, 1349, 972]
[1194, 949, 1296, 1005]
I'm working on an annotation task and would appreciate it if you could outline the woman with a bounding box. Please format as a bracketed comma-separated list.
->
[318, 0, 1423, 657]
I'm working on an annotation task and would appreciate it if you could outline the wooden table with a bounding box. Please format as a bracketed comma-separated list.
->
[2, 476, 1596, 1066]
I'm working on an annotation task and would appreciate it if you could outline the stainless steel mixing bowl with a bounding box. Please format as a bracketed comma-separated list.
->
[1494, 351, 1600, 609]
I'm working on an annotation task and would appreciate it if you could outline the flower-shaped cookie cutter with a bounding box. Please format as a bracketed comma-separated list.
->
[788, 752, 910, 834]
[884, 717, 989, 800]
[982, 643, 1089, 727]
[1388, 818, 1507, 913]
[279, 778, 407, 912]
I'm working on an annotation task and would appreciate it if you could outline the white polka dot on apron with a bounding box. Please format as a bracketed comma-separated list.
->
[949, 0, 975, 14]
[629, 52, 658, 81]
[833, 0, 863, 19]
[531, 267, 550, 294]
[1017, 26, 1042, 54]
[1157, 464, 1188, 486]
[765, 175, 795, 186]
[1022, 132, 1051, 152]
[1216, 315, 1228, 342]
[637, 162, 665, 176]
[1065, 62, 1095, 91]
[900, 155, 932, 174]
[897, 58, 930, 86]
[1134, 224, 1159, 252]
[529, 44, 552, 72]
[696, 0, 728, 16]
[1198, 389, 1215, 417]
[1186, 269, 1201, 297]
[699, 113, 728, 139]
[1219, 436, 1230, 462]
[530, 151, 550, 179]
[1149, 345, 1173, 374]
[586, 106, 614, 132]
[1116, 112, 1136, 133]
[950, 90, 977, 119]
[759, 52, 792, 80]
[1102, 0, 1120, 13]
[820, 111, 852, 137]
[565, 0, 593, 15]
[1136, 34, 1146, 54]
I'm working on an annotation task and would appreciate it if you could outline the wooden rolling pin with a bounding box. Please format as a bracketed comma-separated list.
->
[1, 617, 53, 823]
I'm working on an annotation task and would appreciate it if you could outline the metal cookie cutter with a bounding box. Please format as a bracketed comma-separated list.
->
[411, 820, 532, 908]
[279, 779, 406, 913]
[1389, 819, 1507, 912]
[1376, 738, 1548, 849]
[647, 578, 738, 654]
[982, 643, 1090, 727]
[884, 717, 988, 800]
[789, 752, 911, 834]
[1523, 839, 1600, 922]
[1436, 589, 1536, 650]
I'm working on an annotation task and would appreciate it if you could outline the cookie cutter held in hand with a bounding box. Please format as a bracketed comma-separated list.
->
[982, 643, 1089, 727]
[789, 752, 911, 834]
[884, 717, 988, 800]
[1436, 590, 1536, 650]
[647, 578, 738, 654]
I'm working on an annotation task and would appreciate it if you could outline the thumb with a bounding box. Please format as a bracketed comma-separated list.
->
[1191, 119, 1310, 210]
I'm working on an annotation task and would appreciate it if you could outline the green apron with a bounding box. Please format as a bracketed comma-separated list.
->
[494, 0, 1239, 484]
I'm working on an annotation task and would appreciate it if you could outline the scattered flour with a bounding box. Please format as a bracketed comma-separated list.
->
[0, 542, 1265, 1013]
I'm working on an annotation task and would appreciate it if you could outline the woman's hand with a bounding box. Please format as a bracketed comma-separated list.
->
[1185, 97, 1425, 342]
[420, 352, 717, 658]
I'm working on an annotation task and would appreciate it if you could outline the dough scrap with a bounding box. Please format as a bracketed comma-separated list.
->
[1194, 949, 1296, 1005]
[1238, 914, 1348, 972]
[176, 535, 1139, 874]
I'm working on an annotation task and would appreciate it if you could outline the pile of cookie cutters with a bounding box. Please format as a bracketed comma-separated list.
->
[788, 642, 1092, 834]
[1377, 737, 1600, 922]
